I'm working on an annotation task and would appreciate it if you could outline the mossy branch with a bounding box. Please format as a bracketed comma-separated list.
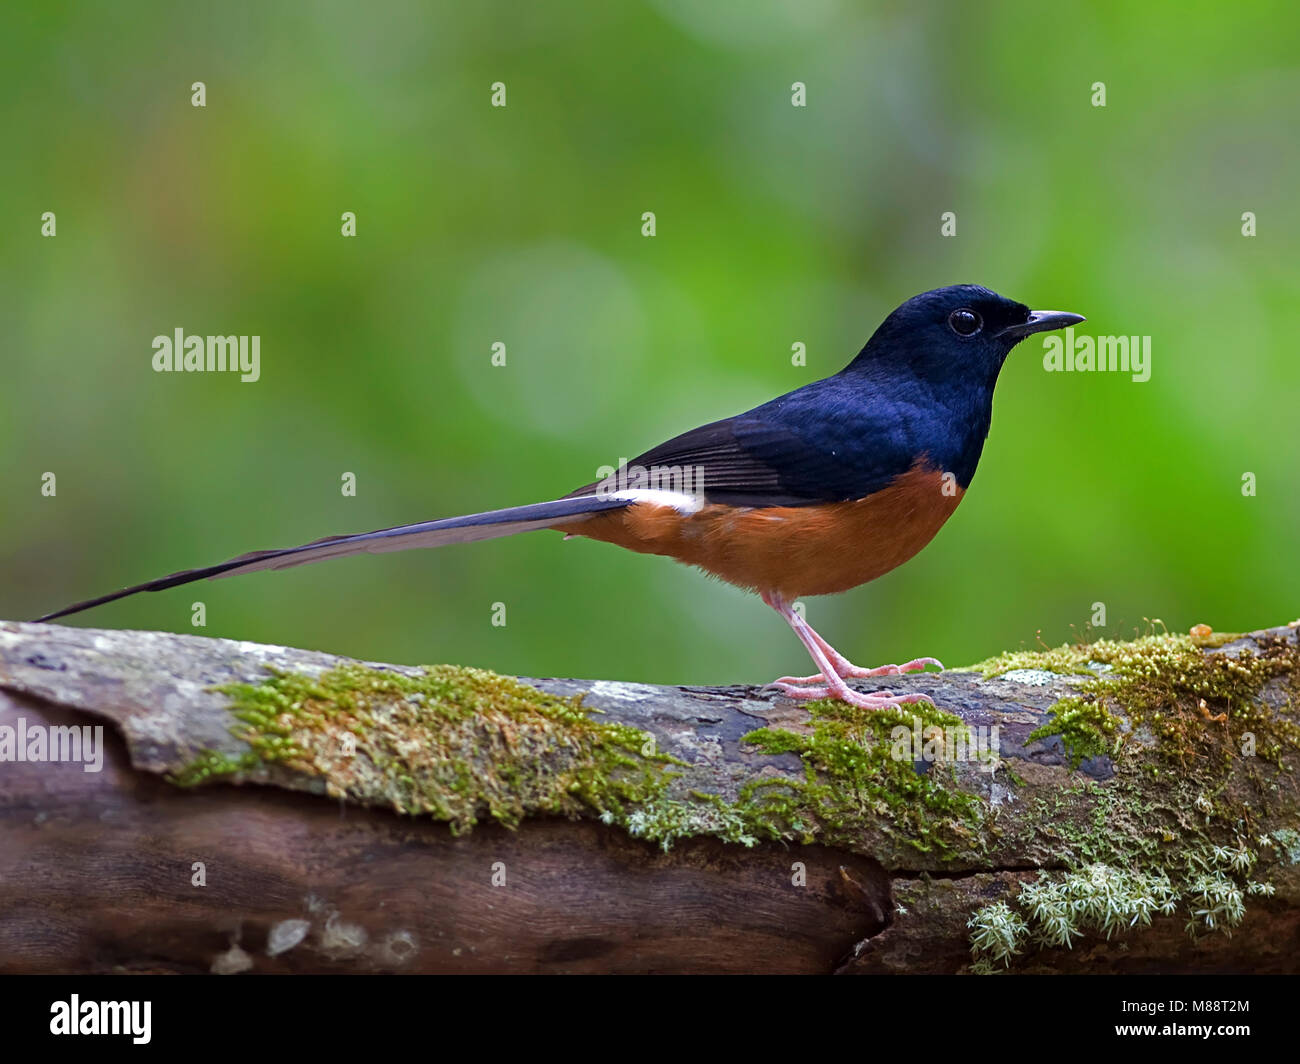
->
[1, 618, 1297, 974]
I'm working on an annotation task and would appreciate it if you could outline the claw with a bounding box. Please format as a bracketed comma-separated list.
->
[773, 672, 827, 686]
[774, 656, 943, 687]
[759, 590, 942, 711]
[843, 656, 943, 678]
[769, 680, 934, 709]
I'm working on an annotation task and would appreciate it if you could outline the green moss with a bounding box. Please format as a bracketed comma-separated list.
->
[966, 642, 1100, 680]
[615, 790, 763, 850]
[168, 749, 261, 787]
[167, 626, 1296, 901]
[967, 632, 1295, 862]
[734, 699, 986, 856]
[171, 660, 997, 859]
[972, 631, 1300, 771]
[966, 625, 1243, 679]
[171, 663, 678, 835]
[1028, 696, 1119, 769]
[960, 629, 1300, 968]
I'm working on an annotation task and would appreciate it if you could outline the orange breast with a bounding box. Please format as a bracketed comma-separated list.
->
[562, 466, 965, 599]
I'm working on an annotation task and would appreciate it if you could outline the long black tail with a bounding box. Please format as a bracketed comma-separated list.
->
[35, 495, 629, 623]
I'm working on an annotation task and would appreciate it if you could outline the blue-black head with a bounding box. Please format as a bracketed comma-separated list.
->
[848, 284, 1084, 386]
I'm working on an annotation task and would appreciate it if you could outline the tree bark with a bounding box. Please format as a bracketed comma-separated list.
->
[1, 618, 1297, 974]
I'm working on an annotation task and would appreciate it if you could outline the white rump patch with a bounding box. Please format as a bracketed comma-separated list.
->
[605, 489, 704, 514]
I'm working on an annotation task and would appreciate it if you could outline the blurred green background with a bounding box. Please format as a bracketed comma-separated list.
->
[3, 1, 1297, 683]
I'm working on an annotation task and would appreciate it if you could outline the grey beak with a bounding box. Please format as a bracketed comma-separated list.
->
[998, 309, 1085, 339]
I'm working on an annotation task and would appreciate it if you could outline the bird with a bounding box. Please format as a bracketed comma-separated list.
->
[36, 284, 1083, 710]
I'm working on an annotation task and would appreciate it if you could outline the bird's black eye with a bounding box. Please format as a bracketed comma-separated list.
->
[948, 308, 982, 336]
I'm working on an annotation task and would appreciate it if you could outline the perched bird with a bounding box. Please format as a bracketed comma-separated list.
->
[37, 284, 1082, 709]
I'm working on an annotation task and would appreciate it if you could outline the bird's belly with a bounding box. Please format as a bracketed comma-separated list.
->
[565, 467, 964, 599]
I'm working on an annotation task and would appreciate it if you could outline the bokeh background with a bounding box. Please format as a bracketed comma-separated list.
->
[3, 1, 1297, 684]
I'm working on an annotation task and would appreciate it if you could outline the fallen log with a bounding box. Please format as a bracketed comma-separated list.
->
[1, 618, 1297, 974]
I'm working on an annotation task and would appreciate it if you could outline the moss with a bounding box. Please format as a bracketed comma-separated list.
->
[1019, 864, 1179, 946]
[966, 642, 1101, 680]
[967, 901, 1028, 968]
[958, 627, 1300, 968]
[971, 630, 1300, 772]
[168, 624, 1297, 921]
[1271, 828, 1300, 865]
[171, 661, 995, 859]
[1027, 696, 1119, 769]
[968, 843, 1276, 966]
[168, 749, 261, 787]
[966, 623, 1243, 679]
[170, 663, 679, 835]
[734, 698, 987, 856]
[614, 790, 763, 850]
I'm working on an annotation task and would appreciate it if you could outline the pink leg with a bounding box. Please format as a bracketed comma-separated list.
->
[760, 591, 937, 710]
[776, 625, 942, 685]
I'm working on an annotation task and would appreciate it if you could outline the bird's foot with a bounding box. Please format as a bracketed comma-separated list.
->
[768, 678, 934, 709]
[775, 655, 942, 686]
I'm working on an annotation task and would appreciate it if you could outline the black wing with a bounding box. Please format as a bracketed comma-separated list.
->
[567, 412, 909, 507]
